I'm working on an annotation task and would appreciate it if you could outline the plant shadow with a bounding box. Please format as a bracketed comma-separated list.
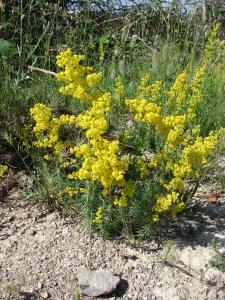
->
[151, 185, 225, 251]
[101, 278, 129, 298]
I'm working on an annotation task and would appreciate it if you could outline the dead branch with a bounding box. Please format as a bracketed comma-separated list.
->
[28, 66, 56, 76]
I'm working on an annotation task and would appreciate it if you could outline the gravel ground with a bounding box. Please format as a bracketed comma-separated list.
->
[1, 173, 225, 300]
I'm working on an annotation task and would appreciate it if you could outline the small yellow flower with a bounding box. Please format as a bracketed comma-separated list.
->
[0, 165, 8, 177]
[93, 206, 104, 224]
[65, 187, 78, 197]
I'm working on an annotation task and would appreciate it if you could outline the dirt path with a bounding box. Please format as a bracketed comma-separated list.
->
[1, 173, 225, 299]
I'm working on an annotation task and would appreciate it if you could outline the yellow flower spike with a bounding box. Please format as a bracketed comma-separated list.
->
[137, 74, 162, 103]
[86, 73, 103, 88]
[137, 73, 150, 98]
[30, 103, 52, 133]
[114, 75, 125, 101]
[113, 195, 128, 207]
[152, 215, 159, 222]
[43, 154, 52, 161]
[65, 187, 78, 197]
[154, 192, 179, 214]
[30, 102, 76, 155]
[0, 164, 8, 177]
[69, 134, 129, 192]
[56, 48, 103, 103]
[93, 206, 104, 224]
[204, 24, 222, 61]
[125, 98, 161, 126]
[167, 69, 188, 108]
[136, 156, 149, 177]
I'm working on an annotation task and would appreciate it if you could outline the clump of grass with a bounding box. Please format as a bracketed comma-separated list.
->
[1, 282, 16, 292]
[29, 161, 81, 216]
[210, 239, 225, 272]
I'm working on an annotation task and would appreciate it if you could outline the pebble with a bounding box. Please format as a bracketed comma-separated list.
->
[40, 291, 49, 299]
[37, 282, 43, 289]
[78, 251, 86, 260]
[77, 268, 121, 297]
[62, 227, 70, 235]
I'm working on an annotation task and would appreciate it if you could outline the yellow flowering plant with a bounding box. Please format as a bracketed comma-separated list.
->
[29, 25, 225, 235]
[0, 164, 8, 178]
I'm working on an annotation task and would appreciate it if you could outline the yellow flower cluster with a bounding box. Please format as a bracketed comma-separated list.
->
[125, 59, 221, 219]
[76, 93, 111, 140]
[167, 69, 188, 108]
[137, 73, 162, 103]
[69, 140, 130, 195]
[57, 51, 131, 197]
[113, 181, 135, 207]
[187, 66, 205, 118]
[126, 64, 207, 154]
[152, 131, 219, 218]
[113, 195, 128, 207]
[114, 75, 125, 101]
[204, 24, 222, 61]
[157, 115, 187, 148]
[150, 125, 221, 216]
[31, 49, 132, 226]
[30, 103, 76, 153]
[0, 164, 8, 177]
[171, 133, 219, 179]
[30, 103, 52, 133]
[65, 187, 78, 197]
[125, 98, 161, 125]
[153, 192, 186, 221]
[166, 66, 205, 120]
[136, 156, 149, 178]
[56, 48, 103, 102]
[154, 191, 179, 214]
[93, 206, 103, 224]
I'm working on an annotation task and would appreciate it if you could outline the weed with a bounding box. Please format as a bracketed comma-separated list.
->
[1, 282, 16, 292]
[210, 239, 225, 272]
[73, 289, 81, 300]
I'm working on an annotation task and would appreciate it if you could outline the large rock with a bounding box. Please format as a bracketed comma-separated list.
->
[77, 268, 120, 297]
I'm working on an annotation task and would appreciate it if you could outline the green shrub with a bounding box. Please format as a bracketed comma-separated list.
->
[27, 26, 225, 237]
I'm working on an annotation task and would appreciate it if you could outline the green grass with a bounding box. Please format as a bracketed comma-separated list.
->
[210, 239, 225, 272]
